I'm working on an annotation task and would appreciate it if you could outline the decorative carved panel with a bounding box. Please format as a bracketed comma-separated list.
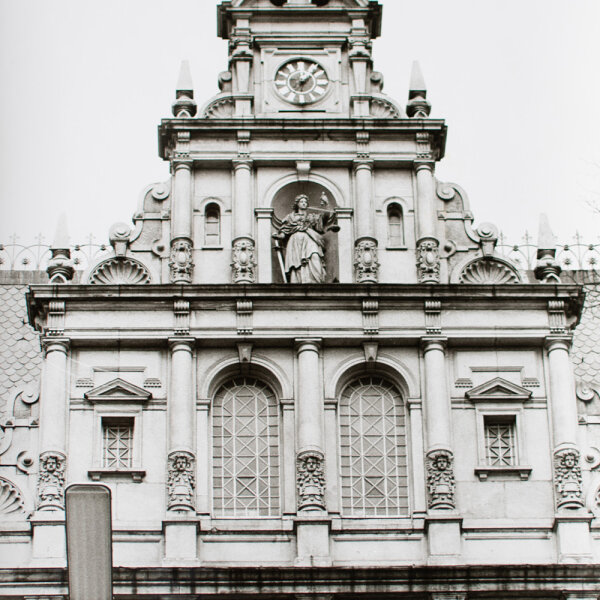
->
[89, 257, 151, 285]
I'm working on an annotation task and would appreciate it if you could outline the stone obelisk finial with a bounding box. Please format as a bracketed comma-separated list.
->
[534, 213, 561, 283]
[406, 61, 432, 118]
[46, 213, 74, 283]
[172, 60, 197, 118]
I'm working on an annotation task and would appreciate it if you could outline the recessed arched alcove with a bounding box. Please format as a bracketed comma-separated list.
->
[271, 181, 339, 283]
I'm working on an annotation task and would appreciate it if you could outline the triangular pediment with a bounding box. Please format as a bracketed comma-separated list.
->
[84, 378, 152, 403]
[465, 377, 532, 402]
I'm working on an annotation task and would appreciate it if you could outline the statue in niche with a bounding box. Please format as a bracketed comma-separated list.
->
[273, 192, 338, 283]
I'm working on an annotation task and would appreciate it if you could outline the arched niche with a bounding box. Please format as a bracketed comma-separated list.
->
[271, 181, 339, 283]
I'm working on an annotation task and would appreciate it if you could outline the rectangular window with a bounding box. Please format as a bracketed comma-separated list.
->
[484, 416, 517, 467]
[102, 417, 134, 469]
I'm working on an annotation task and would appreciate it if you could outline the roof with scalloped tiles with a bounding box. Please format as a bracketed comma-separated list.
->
[0, 285, 42, 418]
[572, 285, 600, 385]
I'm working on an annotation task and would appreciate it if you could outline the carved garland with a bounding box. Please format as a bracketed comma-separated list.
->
[167, 451, 196, 511]
[426, 449, 455, 510]
[37, 451, 66, 511]
[297, 450, 326, 511]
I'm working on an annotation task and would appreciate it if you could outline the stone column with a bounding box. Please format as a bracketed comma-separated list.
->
[354, 160, 379, 283]
[545, 337, 593, 562]
[422, 337, 461, 563]
[294, 339, 330, 566]
[165, 338, 197, 562]
[415, 162, 440, 284]
[255, 208, 273, 283]
[32, 338, 70, 562]
[37, 338, 70, 512]
[232, 160, 256, 283]
[169, 160, 194, 284]
[196, 399, 210, 515]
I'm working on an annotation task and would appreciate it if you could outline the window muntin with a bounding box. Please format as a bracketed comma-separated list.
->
[339, 377, 408, 516]
[387, 204, 404, 246]
[212, 378, 280, 517]
[484, 416, 517, 467]
[204, 203, 221, 246]
[102, 417, 134, 469]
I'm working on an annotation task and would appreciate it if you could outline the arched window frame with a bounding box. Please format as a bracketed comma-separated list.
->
[337, 374, 409, 518]
[210, 376, 282, 518]
[203, 201, 222, 248]
[385, 200, 405, 248]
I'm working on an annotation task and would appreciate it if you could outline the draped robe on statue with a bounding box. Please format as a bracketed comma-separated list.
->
[278, 210, 336, 283]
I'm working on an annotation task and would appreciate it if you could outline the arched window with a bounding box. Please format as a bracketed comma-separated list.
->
[212, 378, 280, 517]
[339, 376, 408, 516]
[204, 203, 221, 246]
[387, 203, 404, 246]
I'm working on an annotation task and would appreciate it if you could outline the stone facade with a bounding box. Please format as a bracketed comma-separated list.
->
[0, 0, 599, 597]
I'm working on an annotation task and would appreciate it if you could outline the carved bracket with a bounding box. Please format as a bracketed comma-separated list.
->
[548, 300, 567, 334]
[47, 301, 65, 336]
[174, 300, 190, 335]
[424, 300, 442, 334]
[426, 449, 455, 510]
[362, 299, 379, 335]
[297, 450, 326, 512]
[167, 451, 196, 511]
[236, 300, 253, 335]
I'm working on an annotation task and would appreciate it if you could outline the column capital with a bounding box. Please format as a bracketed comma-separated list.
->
[168, 337, 195, 353]
[233, 158, 253, 171]
[172, 159, 193, 172]
[295, 338, 322, 355]
[421, 336, 447, 353]
[414, 160, 435, 173]
[353, 159, 374, 172]
[41, 337, 70, 356]
[545, 336, 572, 353]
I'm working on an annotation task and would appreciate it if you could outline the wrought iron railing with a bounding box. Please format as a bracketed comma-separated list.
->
[1, 232, 599, 273]
[0, 234, 111, 272]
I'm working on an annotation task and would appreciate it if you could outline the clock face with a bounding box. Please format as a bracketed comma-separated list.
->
[274, 59, 330, 105]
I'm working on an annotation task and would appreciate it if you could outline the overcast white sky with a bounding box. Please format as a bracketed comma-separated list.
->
[1, 0, 599, 247]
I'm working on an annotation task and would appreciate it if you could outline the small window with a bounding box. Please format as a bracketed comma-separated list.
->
[484, 416, 517, 467]
[102, 417, 134, 469]
[204, 203, 221, 246]
[387, 204, 404, 246]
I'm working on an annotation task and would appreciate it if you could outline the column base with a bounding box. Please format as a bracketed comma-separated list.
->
[294, 515, 332, 567]
[554, 512, 594, 563]
[426, 512, 462, 565]
[163, 518, 199, 563]
[30, 511, 66, 564]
